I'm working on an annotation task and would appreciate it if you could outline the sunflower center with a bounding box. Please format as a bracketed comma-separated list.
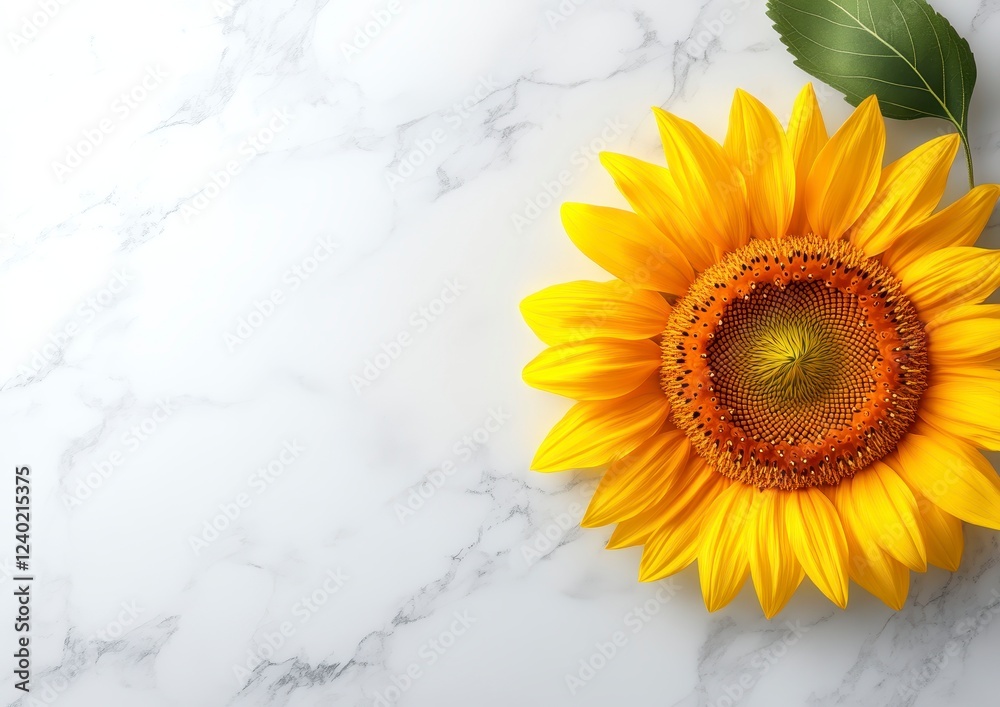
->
[661, 235, 928, 490]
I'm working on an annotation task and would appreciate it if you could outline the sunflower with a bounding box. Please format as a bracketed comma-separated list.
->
[521, 85, 1000, 617]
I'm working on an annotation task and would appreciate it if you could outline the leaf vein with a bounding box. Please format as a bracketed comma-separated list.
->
[769, 0, 872, 31]
[813, 0, 965, 137]
[776, 24, 897, 58]
[810, 71, 935, 93]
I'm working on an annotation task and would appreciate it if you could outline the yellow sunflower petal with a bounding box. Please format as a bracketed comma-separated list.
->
[636, 458, 721, 581]
[599, 153, 717, 271]
[918, 370, 1000, 450]
[530, 376, 670, 472]
[894, 431, 1000, 530]
[652, 107, 749, 253]
[835, 482, 910, 610]
[523, 338, 662, 401]
[848, 540, 910, 611]
[698, 483, 755, 612]
[638, 510, 704, 582]
[897, 247, 1000, 321]
[849, 463, 927, 572]
[606, 455, 728, 549]
[561, 203, 695, 295]
[849, 134, 960, 256]
[912, 489, 964, 572]
[785, 487, 849, 609]
[749, 490, 804, 619]
[926, 304, 1000, 369]
[882, 184, 1000, 274]
[786, 83, 828, 235]
[582, 430, 690, 527]
[724, 89, 795, 240]
[805, 95, 885, 240]
[520, 280, 671, 346]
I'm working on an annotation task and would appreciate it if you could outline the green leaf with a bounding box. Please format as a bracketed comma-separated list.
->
[766, 0, 977, 187]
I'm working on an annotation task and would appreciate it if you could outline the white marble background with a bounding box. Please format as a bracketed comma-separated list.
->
[1, 0, 999, 705]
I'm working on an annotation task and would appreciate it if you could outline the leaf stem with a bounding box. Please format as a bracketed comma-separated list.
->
[961, 134, 975, 189]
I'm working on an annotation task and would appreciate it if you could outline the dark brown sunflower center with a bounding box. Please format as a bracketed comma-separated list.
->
[661, 235, 928, 490]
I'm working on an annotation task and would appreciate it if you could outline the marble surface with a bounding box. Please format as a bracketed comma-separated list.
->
[2, 0, 999, 705]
